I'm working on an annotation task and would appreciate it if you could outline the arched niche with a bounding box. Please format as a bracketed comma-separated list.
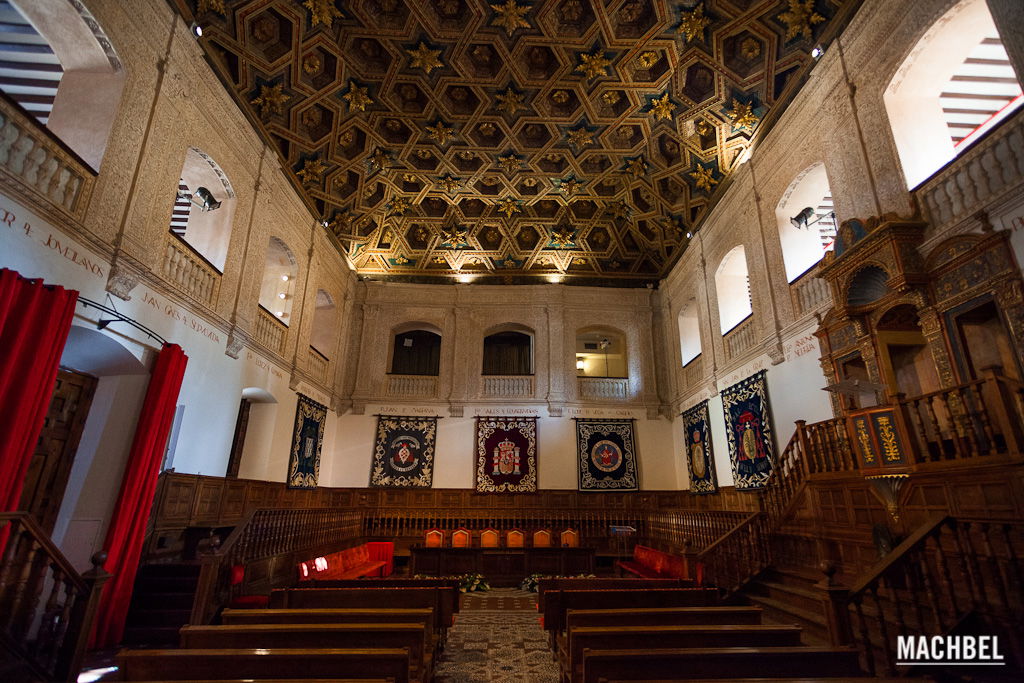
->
[776, 163, 836, 282]
[309, 289, 337, 358]
[169, 148, 237, 272]
[715, 245, 752, 334]
[8, 0, 126, 170]
[482, 324, 534, 376]
[60, 325, 148, 376]
[575, 327, 628, 378]
[884, 0, 1022, 188]
[390, 323, 442, 376]
[258, 237, 298, 325]
[677, 299, 701, 366]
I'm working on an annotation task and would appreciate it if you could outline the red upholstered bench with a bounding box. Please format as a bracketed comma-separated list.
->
[227, 564, 269, 609]
[616, 545, 689, 580]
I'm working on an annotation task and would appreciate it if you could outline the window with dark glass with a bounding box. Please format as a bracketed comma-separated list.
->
[482, 331, 532, 375]
[390, 330, 441, 376]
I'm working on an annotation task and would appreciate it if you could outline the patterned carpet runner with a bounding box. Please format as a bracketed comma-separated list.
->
[434, 588, 559, 683]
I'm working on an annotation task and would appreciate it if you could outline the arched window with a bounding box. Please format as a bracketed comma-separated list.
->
[169, 148, 236, 271]
[390, 328, 441, 376]
[1, 0, 125, 169]
[309, 289, 337, 358]
[482, 328, 533, 375]
[884, 0, 1022, 188]
[575, 328, 627, 378]
[715, 246, 752, 334]
[677, 300, 701, 366]
[777, 163, 836, 282]
[258, 237, 297, 325]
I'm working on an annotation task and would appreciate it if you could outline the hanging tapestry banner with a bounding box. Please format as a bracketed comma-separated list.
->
[370, 415, 437, 488]
[576, 418, 639, 491]
[682, 400, 717, 494]
[475, 416, 538, 493]
[721, 370, 776, 490]
[287, 394, 327, 489]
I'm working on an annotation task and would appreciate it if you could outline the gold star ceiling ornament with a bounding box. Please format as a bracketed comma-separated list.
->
[370, 147, 390, 170]
[566, 127, 593, 148]
[558, 177, 583, 196]
[197, 0, 227, 15]
[388, 196, 412, 215]
[497, 153, 521, 173]
[496, 196, 522, 218]
[301, 0, 342, 27]
[407, 42, 443, 74]
[297, 158, 327, 185]
[625, 156, 647, 179]
[780, 0, 825, 41]
[251, 83, 289, 117]
[689, 165, 718, 192]
[426, 121, 456, 144]
[437, 175, 461, 193]
[551, 226, 574, 248]
[490, 0, 531, 36]
[606, 199, 629, 220]
[342, 82, 373, 112]
[650, 93, 676, 121]
[576, 51, 612, 80]
[677, 3, 711, 42]
[495, 87, 526, 115]
[441, 223, 468, 244]
[727, 98, 759, 130]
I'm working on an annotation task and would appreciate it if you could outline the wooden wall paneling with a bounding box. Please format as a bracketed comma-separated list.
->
[192, 479, 225, 525]
[158, 474, 200, 527]
[219, 479, 248, 523]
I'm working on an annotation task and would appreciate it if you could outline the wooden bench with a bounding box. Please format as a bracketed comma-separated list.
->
[615, 545, 689, 580]
[124, 680, 393, 683]
[580, 647, 864, 683]
[298, 543, 389, 580]
[268, 586, 456, 642]
[304, 578, 462, 613]
[556, 606, 765, 662]
[562, 625, 804, 683]
[542, 588, 720, 644]
[116, 648, 411, 682]
[535, 577, 687, 611]
[179, 623, 432, 683]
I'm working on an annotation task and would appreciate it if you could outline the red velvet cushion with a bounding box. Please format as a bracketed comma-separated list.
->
[229, 594, 269, 609]
[229, 564, 245, 586]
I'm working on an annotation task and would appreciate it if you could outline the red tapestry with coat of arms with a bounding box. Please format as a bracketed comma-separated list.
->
[475, 416, 537, 493]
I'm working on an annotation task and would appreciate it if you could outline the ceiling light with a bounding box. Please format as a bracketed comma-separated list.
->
[547, 274, 563, 284]
[276, 311, 285, 317]
[811, 45, 823, 59]
[576, 357, 585, 370]
[278, 293, 286, 299]
[457, 274, 474, 284]
[190, 22, 203, 38]
[281, 275, 289, 282]
[685, 232, 692, 239]
[790, 206, 816, 229]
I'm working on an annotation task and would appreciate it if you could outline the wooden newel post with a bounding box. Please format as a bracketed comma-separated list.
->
[980, 365, 1024, 453]
[795, 420, 811, 476]
[818, 561, 852, 647]
[189, 536, 222, 626]
[59, 551, 110, 682]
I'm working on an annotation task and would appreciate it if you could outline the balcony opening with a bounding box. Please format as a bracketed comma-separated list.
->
[258, 237, 297, 326]
[575, 328, 627, 378]
[390, 328, 441, 376]
[777, 162, 836, 282]
[715, 245, 753, 334]
[483, 328, 533, 376]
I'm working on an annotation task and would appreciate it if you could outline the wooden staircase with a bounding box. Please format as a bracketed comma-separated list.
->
[740, 566, 831, 645]
[123, 564, 199, 648]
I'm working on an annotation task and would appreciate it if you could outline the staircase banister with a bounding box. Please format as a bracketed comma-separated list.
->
[694, 512, 762, 560]
[846, 512, 950, 597]
[0, 512, 92, 592]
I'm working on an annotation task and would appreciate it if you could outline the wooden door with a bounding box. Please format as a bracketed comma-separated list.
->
[18, 369, 97, 534]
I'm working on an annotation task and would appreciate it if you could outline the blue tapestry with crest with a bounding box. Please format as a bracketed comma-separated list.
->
[721, 370, 776, 490]
[287, 394, 326, 489]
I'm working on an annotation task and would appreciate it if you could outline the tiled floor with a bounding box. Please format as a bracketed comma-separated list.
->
[434, 588, 559, 683]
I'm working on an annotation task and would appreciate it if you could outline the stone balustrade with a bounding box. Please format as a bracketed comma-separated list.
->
[254, 306, 287, 355]
[0, 94, 94, 222]
[681, 356, 704, 390]
[578, 376, 629, 400]
[163, 237, 220, 306]
[308, 347, 329, 385]
[917, 109, 1024, 234]
[481, 375, 534, 398]
[724, 316, 757, 360]
[790, 273, 832, 317]
[386, 374, 437, 398]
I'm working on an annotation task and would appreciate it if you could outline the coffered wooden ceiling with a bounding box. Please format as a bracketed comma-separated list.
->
[174, 0, 851, 286]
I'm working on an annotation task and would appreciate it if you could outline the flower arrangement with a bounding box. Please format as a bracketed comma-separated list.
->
[456, 572, 490, 592]
[519, 572, 597, 592]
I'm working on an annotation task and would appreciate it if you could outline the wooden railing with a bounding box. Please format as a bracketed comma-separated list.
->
[916, 107, 1024, 235]
[724, 316, 756, 359]
[190, 507, 361, 624]
[578, 376, 629, 400]
[0, 513, 109, 682]
[480, 374, 534, 398]
[253, 305, 286, 355]
[898, 369, 1024, 463]
[163, 236, 220, 306]
[832, 514, 1024, 676]
[386, 374, 437, 398]
[644, 510, 754, 554]
[694, 512, 771, 594]
[0, 92, 94, 222]
[764, 417, 855, 521]
[307, 346, 329, 385]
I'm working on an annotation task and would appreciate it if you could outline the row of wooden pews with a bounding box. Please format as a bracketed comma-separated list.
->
[536, 578, 893, 683]
[116, 579, 458, 682]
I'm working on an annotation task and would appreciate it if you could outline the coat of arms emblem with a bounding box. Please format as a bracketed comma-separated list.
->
[492, 437, 521, 475]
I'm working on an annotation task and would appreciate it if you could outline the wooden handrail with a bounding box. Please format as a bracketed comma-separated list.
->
[695, 512, 761, 560]
[845, 512, 948, 596]
[0, 512, 109, 682]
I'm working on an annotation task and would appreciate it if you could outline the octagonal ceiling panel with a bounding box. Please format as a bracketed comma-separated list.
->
[174, 0, 851, 286]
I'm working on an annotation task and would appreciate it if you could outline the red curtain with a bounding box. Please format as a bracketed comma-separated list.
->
[0, 268, 78, 513]
[91, 343, 188, 648]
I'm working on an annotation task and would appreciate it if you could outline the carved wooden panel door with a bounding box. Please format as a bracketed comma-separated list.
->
[18, 368, 97, 534]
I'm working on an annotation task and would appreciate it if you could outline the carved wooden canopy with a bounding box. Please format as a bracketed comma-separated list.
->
[173, 0, 851, 285]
